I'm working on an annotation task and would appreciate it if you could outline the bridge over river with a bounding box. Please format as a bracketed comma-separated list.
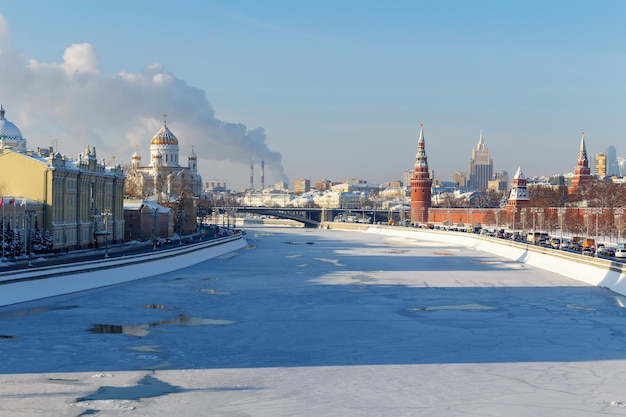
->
[220, 206, 399, 227]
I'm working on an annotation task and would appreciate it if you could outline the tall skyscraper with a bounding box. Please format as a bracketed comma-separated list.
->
[468, 131, 493, 191]
[607, 145, 619, 176]
[410, 123, 432, 223]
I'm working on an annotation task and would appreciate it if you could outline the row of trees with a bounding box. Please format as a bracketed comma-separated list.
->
[0, 219, 53, 259]
[512, 208, 625, 242]
[434, 178, 626, 210]
[428, 178, 626, 241]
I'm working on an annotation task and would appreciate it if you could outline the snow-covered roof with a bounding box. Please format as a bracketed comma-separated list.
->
[123, 199, 171, 213]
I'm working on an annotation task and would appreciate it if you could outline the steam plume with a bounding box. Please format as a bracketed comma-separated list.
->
[0, 14, 288, 186]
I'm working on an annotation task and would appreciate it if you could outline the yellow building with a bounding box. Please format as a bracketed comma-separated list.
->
[596, 153, 607, 177]
[0, 106, 125, 250]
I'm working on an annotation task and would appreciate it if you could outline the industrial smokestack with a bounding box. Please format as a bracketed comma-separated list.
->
[250, 162, 254, 190]
[261, 160, 265, 191]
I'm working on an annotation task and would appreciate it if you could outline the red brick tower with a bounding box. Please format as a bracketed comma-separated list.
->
[410, 123, 432, 223]
[506, 166, 529, 209]
[506, 166, 529, 225]
[569, 131, 592, 196]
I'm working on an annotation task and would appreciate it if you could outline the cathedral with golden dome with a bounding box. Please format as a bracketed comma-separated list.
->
[125, 114, 202, 202]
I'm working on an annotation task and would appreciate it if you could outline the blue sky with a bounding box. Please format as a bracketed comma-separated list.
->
[1, 1, 624, 189]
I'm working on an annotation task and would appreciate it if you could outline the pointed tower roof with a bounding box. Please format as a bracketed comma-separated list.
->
[414, 122, 428, 168]
[507, 165, 529, 207]
[477, 130, 485, 150]
[578, 130, 588, 164]
[188, 145, 197, 161]
[131, 145, 141, 160]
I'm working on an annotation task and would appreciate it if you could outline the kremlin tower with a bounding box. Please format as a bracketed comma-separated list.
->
[506, 167, 529, 208]
[410, 123, 432, 223]
[569, 131, 592, 196]
[506, 167, 529, 223]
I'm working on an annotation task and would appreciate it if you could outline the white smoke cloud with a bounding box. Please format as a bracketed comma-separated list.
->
[0, 14, 288, 186]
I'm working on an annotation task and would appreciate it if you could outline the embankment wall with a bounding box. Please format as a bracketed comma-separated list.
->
[0, 235, 247, 307]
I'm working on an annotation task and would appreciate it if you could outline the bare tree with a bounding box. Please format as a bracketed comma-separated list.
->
[529, 185, 568, 208]
[473, 189, 505, 208]
[123, 169, 146, 199]
[587, 180, 626, 208]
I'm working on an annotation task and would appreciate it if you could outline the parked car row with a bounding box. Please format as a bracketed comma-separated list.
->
[402, 222, 626, 260]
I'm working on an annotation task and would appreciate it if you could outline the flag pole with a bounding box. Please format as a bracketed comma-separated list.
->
[22, 199, 26, 260]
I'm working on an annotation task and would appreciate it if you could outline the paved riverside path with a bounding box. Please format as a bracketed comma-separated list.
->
[1, 227, 626, 416]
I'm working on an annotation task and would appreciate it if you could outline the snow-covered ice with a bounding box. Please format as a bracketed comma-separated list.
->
[2, 227, 626, 416]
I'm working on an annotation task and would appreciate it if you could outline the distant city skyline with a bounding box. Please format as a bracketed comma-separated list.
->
[0, 1, 624, 189]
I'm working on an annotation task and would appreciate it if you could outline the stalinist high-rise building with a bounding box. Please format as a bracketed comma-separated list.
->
[468, 131, 493, 191]
[410, 123, 432, 223]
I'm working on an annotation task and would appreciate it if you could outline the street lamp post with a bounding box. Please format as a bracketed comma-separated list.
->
[530, 207, 542, 234]
[495, 209, 501, 232]
[592, 207, 603, 257]
[520, 208, 526, 237]
[557, 208, 566, 250]
[24, 209, 36, 267]
[102, 210, 111, 258]
[151, 207, 159, 249]
[1, 212, 5, 262]
[615, 208, 624, 245]
[510, 208, 517, 232]
[177, 209, 183, 245]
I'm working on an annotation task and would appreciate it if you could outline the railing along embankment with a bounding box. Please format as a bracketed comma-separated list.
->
[0, 234, 247, 307]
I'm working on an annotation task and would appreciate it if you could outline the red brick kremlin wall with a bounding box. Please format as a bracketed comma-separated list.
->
[425, 207, 621, 234]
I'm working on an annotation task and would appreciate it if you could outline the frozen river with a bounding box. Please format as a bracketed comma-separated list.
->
[2, 227, 626, 416]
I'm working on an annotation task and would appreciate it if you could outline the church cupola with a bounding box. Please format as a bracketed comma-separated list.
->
[188, 145, 197, 172]
[0, 105, 27, 152]
[131, 146, 141, 169]
[150, 113, 180, 167]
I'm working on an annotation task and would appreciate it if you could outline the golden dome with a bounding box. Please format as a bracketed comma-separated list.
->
[150, 114, 178, 146]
